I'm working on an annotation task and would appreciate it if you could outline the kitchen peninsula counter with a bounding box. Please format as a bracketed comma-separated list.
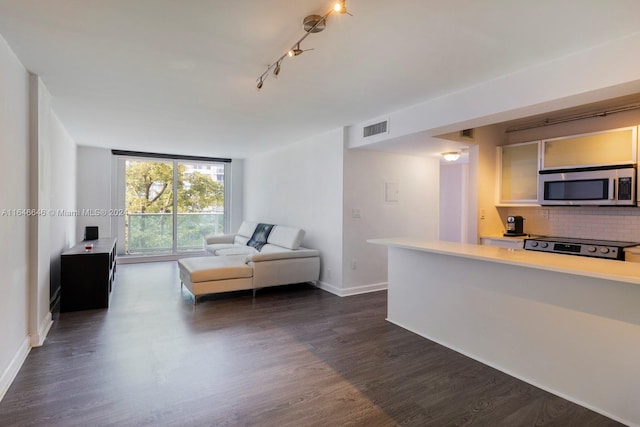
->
[369, 237, 640, 285]
[370, 237, 640, 426]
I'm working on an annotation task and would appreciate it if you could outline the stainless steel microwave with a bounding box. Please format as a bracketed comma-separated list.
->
[538, 165, 636, 206]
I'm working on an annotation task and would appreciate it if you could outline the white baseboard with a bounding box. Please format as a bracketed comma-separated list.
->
[30, 312, 53, 347]
[340, 281, 388, 296]
[315, 280, 342, 295]
[0, 337, 31, 403]
[1, 313, 52, 402]
[316, 281, 387, 297]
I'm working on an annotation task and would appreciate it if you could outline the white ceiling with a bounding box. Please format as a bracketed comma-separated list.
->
[1, 0, 640, 159]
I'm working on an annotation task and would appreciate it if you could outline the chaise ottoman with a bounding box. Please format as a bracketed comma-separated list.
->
[177, 255, 253, 304]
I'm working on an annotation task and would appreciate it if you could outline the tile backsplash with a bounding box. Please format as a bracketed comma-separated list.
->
[507, 206, 640, 242]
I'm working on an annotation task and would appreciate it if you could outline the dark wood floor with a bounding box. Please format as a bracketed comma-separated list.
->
[0, 262, 624, 427]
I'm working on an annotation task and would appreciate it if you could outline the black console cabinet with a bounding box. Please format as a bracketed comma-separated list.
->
[60, 238, 117, 312]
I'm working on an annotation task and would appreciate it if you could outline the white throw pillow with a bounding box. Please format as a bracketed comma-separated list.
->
[267, 226, 305, 250]
[236, 221, 258, 238]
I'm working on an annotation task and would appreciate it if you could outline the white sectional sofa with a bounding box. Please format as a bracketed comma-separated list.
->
[204, 221, 306, 256]
[178, 221, 320, 304]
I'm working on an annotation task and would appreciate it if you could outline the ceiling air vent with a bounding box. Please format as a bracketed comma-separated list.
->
[460, 128, 475, 140]
[363, 120, 389, 138]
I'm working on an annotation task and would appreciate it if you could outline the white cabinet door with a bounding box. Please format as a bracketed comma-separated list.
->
[497, 141, 540, 206]
[541, 126, 637, 170]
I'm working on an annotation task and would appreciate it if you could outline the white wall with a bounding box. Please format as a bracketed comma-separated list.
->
[344, 31, 640, 244]
[76, 146, 113, 242]
[342, 149, 439, 293]
[346, 32, 640, 150]
[340, 35, 640, 247]
[439, 163, 468, 242]
[228, 159, 244, 233]
[474, 125, 507, 240]
[0, 34, 31, 401]
[244, 129, 344, 291]
[29, 75, 77, 339]
[435, 125, 504, 242]
[0, 36, 77, 401]
[28, 76, 54, 348]
[48, 111, 77, 303]
[244, 129, 440, 296]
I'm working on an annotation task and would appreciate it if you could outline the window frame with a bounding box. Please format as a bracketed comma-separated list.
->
[112, 150, 231, 258]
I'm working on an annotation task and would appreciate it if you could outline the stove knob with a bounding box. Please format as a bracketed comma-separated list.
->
[600, 247, 610, 254]
[540, 242, 549, 248]
[529, 241, 538, 247]
[587, 246, 597, 253]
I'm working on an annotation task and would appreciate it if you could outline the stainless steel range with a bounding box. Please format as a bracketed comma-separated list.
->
[524, 236, 640, 260]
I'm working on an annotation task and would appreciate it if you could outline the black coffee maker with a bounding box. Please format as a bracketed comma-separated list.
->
[504, 215, 525, 236]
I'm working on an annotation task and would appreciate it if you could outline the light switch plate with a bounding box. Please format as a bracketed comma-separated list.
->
[385, 181, 399, 203]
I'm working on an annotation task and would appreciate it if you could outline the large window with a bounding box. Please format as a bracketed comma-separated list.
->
[113, 151, 230, 256]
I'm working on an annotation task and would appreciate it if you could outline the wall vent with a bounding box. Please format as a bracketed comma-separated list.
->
[363, 120, 389, 138]
[460, 128, 475, 140]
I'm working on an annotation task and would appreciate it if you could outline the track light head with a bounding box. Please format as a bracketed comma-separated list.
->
[256, 78, 264, 90]
[288, 44, 304, 57]
[273, 62, 281, 77]
[333, 0, 346, 13]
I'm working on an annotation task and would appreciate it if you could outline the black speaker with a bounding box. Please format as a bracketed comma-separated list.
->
[84, 226, 99, 241]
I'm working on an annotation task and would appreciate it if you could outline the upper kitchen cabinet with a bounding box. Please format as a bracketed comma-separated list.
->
[497, 141, 540, 205]
[541, 126, 637, 170]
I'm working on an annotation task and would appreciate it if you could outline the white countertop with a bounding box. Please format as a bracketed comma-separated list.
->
[368, 237, 640, 285]
[625, 245, 640, 254]
[480, 234, 533, 241]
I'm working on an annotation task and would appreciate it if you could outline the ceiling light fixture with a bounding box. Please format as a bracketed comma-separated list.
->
[334, 0, 347, 13]
[442, 152, 461, 162]
[256, 1, 351, 91]
[288, 43, 304, 57]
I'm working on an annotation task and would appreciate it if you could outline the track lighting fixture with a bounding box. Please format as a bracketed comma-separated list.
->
[256, 0, 351, 90]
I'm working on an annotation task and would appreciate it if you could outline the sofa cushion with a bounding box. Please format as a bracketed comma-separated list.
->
[205, 242, 236, 254]
[204, 234, 235, 245]
[267, 225, 305, 250]
[233, 235, 250, 246]
[247, 223, 274, 251]
[237, 221, 258, 238]
[178, 256, 252, 283]
[248, 248, 319, 262]
[214, 246, 258, 256]
[259, 244, 292, 254]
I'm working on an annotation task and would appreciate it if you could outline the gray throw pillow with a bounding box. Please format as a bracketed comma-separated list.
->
[246, 223, 274, 251]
